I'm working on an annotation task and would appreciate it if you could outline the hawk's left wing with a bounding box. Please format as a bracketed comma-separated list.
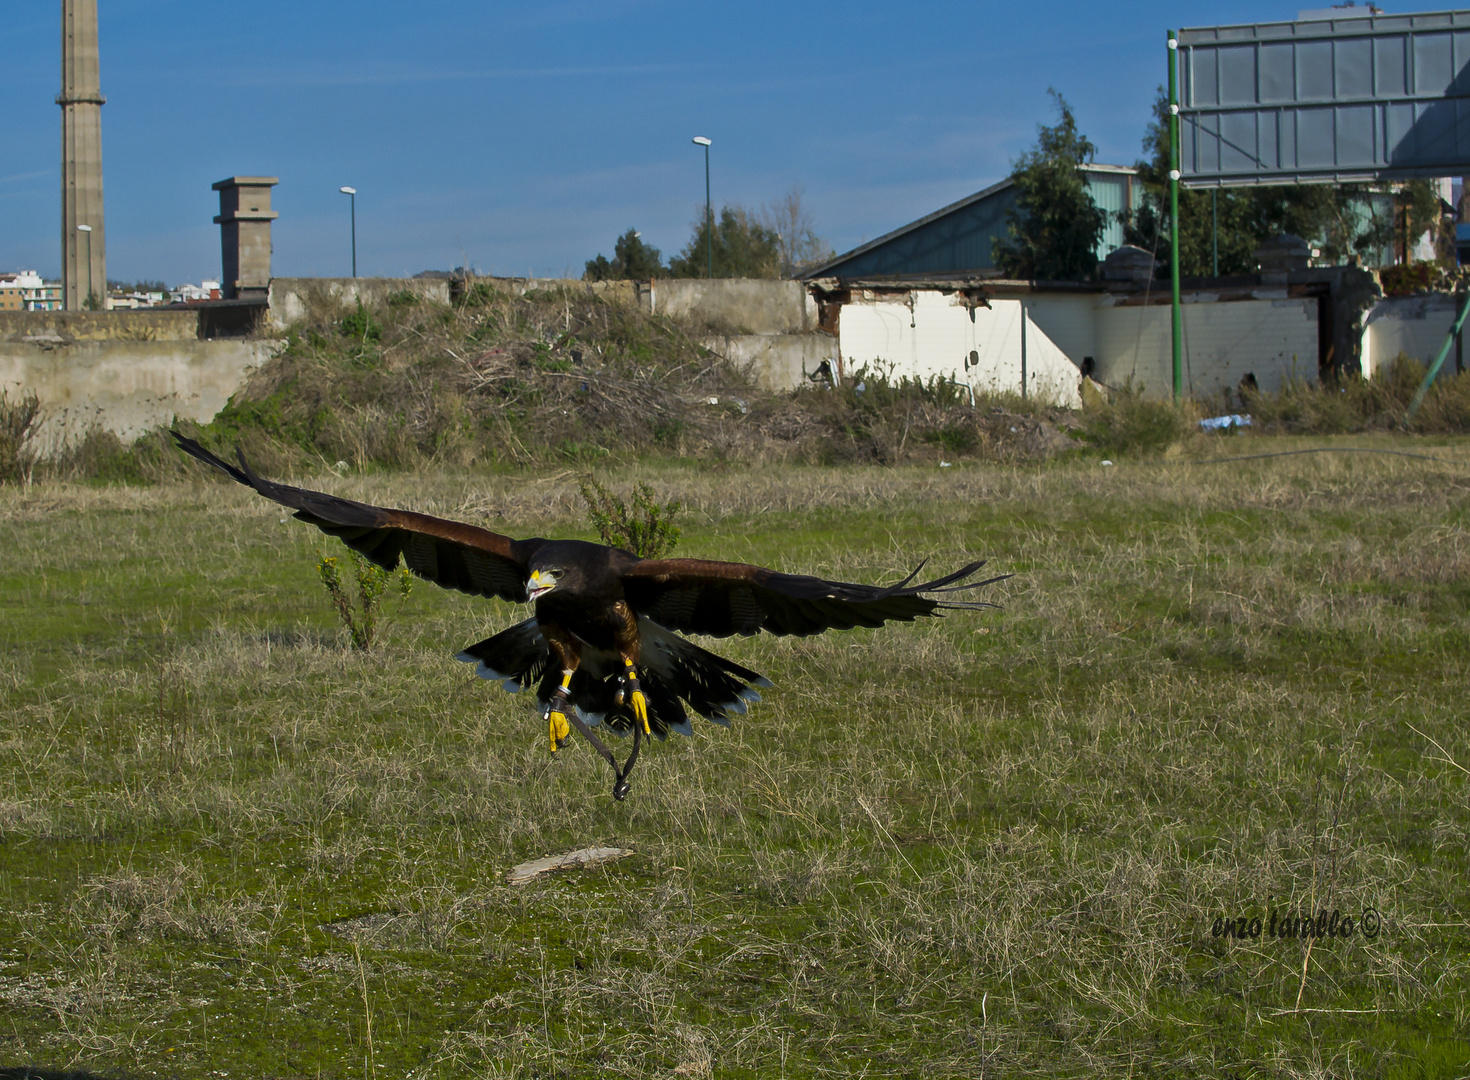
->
[173, 432, 541, 604]
[621, 557, 1006, 638]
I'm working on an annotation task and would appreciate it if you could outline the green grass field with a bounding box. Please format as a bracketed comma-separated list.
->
[1, 437, 1468, 1078]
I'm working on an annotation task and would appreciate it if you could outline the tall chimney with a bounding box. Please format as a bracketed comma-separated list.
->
[59, 0, 106, 311]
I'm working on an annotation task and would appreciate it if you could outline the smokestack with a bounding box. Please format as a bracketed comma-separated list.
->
[59, 0, 107, 311]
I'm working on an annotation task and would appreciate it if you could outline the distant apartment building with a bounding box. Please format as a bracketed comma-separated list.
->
[0, 271, 63, 311]
[171, 280, 221, 303]
[107, 289, 168, 309]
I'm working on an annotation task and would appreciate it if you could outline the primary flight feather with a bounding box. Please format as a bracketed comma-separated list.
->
[172, 432, 1006, 798]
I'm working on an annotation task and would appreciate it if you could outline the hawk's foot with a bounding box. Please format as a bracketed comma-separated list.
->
[621, 663, 650, 735]
[544, 683, 573, 752]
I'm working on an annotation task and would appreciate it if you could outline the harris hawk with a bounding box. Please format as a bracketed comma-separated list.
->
[172, 432, 1005, 798]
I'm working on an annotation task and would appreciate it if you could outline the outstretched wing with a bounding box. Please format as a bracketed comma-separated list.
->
[622, 557, 1007, 638]
[172, 432, 539, 603]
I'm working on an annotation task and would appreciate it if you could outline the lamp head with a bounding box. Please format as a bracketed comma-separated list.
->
[76, 224, 92, 232]
[691, 136, 711, 147]
[339, 186, 357, 195]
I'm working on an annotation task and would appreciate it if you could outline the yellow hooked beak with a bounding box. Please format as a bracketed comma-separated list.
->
[527, 570, 555, 602]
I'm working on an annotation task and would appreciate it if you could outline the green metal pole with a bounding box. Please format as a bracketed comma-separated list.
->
[1404, 289, 1470, 424]
[1211, 188, 1218, 277]
[1169, 30, 1183, 404]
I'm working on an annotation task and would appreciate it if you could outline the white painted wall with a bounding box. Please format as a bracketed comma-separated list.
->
[1361, 294, 1467, 380]
[837, 291, 1083, 407]
[1094, 295, 1319, 398]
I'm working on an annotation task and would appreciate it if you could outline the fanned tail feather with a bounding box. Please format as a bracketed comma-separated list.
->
[454, 617, 772, 741]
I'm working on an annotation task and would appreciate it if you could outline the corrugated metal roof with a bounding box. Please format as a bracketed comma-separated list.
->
[806, 165, 1141, 280]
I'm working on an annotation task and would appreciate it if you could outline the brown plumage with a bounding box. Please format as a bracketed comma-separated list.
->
[172, 432, 1006, 798]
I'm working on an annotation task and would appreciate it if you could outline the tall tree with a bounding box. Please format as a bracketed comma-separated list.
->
[1122, 92, 1438, 276]
[584, 229, 665, 281]
[993, 92, 1108, 281]
[667, 206, 782, 279]
[758, 186, 835, 278]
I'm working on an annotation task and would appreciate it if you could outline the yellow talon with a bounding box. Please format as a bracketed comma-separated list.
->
[622, 661, 650, 734]
[549, 710, 570, 752]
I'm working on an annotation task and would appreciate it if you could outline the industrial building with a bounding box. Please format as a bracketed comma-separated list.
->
[805, 165, 1143, 280]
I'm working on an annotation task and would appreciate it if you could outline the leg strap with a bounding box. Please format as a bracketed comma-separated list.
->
[553, 703, 644, 801]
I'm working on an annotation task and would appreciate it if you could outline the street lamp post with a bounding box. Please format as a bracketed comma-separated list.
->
[77, 223, 94, 309]
[339, 187, 357, 277]
[691, 137, 712, 278]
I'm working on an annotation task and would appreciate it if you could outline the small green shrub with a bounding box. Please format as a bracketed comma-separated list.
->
[578, 476, 682, 558]
[1077, 380, 1190, 456]
[0, 390, 41, 484]
[922, 423, 980, 453]
[339, 303, 382, 343]
[317, 551, 412, 651]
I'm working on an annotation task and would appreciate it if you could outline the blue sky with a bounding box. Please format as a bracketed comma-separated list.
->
[0, 2, 1399, 284]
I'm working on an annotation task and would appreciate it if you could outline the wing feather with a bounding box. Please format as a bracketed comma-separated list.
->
[623, 557, 1007, 638]
[173, 432, 537, 603]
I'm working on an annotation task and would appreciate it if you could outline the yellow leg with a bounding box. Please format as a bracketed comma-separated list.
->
[624, 660, 650, 735]
[548, 672, 573, 752]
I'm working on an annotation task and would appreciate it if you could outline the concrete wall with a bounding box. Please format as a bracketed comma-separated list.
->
[703, 333, 836, 391]
[1362, 294, 1469, 380]
[1094, 296, 1319, 398]
[821, 286, 1322, 403]
[649, 279, 817, 334]
[478, 277, 640, 305]
[836, 291, 1084, 407]
[267, 277, 451, 328]
[0, 309, 198, 342]
[1024, 295, 1099, 368]
[1, 338, 278, 453]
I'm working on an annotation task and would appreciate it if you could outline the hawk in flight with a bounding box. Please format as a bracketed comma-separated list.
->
[174, 433, 1004, 798]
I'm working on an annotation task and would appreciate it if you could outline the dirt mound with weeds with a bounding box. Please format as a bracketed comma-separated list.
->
[21, 285, 1100, 483]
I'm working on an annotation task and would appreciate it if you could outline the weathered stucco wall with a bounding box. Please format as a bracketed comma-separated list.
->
[702, 333, 836, 391]
[1023, 295, 1098, 369]
[837, 291, 1084, 407]
[649, 279, 817, 334]
[1094, 296, 1319, 398]
[0, 309, 199, 342]
[1361, 294, 1469, 380]
[1, 338, 279, 453]
[267, 277, 451, 328]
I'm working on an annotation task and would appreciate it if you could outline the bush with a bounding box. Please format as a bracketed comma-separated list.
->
[578, 476, 682, 558]
[1243, 355, 1470, 434]
[1076, 380, 1191, 456]
[317, 550, 413, 651]
[0, 390, 41, 484]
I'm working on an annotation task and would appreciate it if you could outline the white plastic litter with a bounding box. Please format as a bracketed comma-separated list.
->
[1199, 414, 1252, 430]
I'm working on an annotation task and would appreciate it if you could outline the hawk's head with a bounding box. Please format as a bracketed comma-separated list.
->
[526, 566, 562, 602]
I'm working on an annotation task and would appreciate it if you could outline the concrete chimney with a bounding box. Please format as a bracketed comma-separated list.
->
[212, 177, 279, 300]
[59, 0, 107, 310]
